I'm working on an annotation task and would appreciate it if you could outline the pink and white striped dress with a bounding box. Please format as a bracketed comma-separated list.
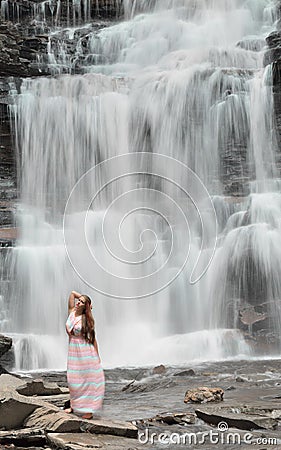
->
[66, 311, 105, 415]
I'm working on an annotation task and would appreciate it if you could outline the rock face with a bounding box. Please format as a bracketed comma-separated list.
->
[267, 27, 281, 160]
[0, 334, 12, 358]
[0, 77, 18, 230]
[0, 23, 36, 77]
[1, 0, 123, 25]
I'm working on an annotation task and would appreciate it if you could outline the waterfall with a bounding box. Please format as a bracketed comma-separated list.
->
[2, 0, 281, 370]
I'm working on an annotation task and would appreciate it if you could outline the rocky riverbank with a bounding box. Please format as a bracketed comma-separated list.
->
[1, 333, 281, 449]
[1, 357, 281, 449]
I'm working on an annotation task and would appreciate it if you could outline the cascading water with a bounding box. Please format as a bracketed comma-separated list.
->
[2, 0, 281, 370]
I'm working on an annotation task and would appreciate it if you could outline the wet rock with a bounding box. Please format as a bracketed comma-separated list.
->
[239, 307, 268, 327]
[195, 407, 278, 431]
[16, 378, 68, 396]
[1, 0, 123, 26]
[236, 376, 247, 383]
[265, 31, 281, 66]
[152, 364, 166, 375]
[0, 334, 12, 358]
[122, 380, 135, 392]
[135, 412, 196, 426]
[0, 22, 49, 77]
[236, 37, 265, 52]
[0, 228, 18, 247]
[268, 29, 281, 150]
[174, 369, 195, 377]
[0, 366, 9, 375]
[122, 379, 175, 393]
[0, 238, 14, 247]
[184, 387, 224, 404]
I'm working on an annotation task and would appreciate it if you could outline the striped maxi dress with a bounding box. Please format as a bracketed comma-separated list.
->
[65, 311, 105, 415]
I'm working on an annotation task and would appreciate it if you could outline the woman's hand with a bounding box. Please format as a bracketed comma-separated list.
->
[68, 291, 81, 312]
[71, 290, 82, 298]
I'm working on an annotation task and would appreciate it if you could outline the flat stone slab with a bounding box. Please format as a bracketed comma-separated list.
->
[80, 418, 138, 438]
[47, 432, 141, 450]
[16, 378, 69, 396]
[24, 406, 138, 438]
[24, 406, 83, 432]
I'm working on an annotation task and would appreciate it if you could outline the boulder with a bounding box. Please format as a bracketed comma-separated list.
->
[152, 364, 166, 375]
[184, 387, 224, 404]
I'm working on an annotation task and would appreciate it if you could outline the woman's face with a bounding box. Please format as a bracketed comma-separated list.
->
[75, 296, 86, 313]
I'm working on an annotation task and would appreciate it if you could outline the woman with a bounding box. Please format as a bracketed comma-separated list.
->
[65, 290, 105, 419]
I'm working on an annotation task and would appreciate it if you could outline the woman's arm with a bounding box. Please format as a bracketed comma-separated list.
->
[94, 338, 100, 361]
[68, 290, 82, 313]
